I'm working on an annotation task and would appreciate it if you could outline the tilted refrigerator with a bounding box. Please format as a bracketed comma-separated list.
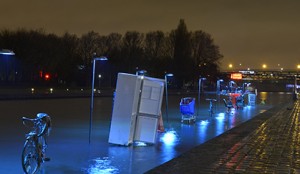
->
[108, 73, 164, 146]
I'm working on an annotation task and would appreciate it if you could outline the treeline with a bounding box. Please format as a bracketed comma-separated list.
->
[0, 19, 223, 88]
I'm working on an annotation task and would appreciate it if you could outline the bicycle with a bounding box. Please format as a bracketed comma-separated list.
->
[206, 98, 217, 116]
[21, 113, 52, 174]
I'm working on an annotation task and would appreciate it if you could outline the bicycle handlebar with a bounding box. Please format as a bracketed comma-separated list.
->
[22, 114, 52, 137]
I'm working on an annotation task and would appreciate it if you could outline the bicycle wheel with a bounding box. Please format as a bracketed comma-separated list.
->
[22, 139, 39, 174]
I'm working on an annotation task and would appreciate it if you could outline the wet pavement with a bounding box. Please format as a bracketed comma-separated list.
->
[147, 98, 300, 174]
[0, 91, 294, 173]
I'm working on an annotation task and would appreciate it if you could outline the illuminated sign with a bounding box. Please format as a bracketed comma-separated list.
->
[231, 73, 242, 80]
[239, 70, 255, 74]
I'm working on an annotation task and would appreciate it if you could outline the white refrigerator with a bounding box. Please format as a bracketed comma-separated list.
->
[108, 73, 164, 146]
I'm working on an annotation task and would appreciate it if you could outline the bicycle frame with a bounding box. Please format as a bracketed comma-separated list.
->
[21, 113, 51, 174]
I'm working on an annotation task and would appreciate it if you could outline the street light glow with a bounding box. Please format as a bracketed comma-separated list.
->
[165, 73, 173, 77]
[94, 57, 108, 61]
[0, 49, 15, 55]
[262, 64, 267, 69]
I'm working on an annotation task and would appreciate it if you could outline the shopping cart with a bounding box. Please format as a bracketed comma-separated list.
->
[180, 97, 196, 123]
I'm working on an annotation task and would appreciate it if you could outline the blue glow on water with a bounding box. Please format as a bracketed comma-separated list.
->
[133, 141, 148, 147]
[216, 113, 225, 120]
[216, 113, 226, 135]
[83, 157, 119, 174]
[199, 120, 209, 126]
[160, 130, 178, 146]
[198, 120, 209, 143]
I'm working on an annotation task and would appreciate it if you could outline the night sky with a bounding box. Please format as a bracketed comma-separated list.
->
[1, 0, 300, 70]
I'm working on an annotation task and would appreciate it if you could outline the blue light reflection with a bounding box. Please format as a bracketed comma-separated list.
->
[198, 120, 209, 143]
[83, 157, 119, 174]
[160, 130, 179, 146]
[216, 113, 226, 135]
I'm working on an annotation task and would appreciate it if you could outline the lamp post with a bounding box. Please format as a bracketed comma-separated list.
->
[216, 79, 223, 111]
[0, 49, 16, 82]
[229, 80, 235, 93]
[197, 77, 206, 116]
[89, 56, 108, 144]
[217, 79, 223, 95]
[164, 73, 173, 124]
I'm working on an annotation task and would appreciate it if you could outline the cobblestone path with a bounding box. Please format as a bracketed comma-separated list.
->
[208, 100, 300, 173]
[146, 100, 300, 174]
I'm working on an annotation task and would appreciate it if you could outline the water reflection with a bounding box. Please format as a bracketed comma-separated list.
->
[83, 157, 119, 174]
[259, 92, 268, 104]
[197, 120, 209, 143]
[158, 129, 180, 162]
[215, 113, 226, 135]
[160, 130, 179, 146]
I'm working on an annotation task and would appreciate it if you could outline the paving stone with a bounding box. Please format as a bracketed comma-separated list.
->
[146, 101, 300, 174]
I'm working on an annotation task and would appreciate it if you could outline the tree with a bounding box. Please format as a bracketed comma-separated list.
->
[191, 30, 223, 81]
[144, 31, 168, 77]
[58, 32, 81, 84]
[0, 19, 224, 88]
[78, 31, 101, 68]
[121, 31, 144, 73]
[172, 19, 194, 87]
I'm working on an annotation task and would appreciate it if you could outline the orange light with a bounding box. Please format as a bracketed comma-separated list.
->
[45, 73, 50, 80]
[231, 73, 242, 80]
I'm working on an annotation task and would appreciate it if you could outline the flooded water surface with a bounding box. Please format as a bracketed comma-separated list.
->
[0, 92, 293, 173]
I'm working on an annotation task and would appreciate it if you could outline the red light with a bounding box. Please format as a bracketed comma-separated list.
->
[45, 73, 50, 80]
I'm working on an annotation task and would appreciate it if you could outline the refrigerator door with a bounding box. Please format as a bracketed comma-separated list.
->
[134, 77, 164, 143]
[108, 73, 142, 146]
[134, 115, 159, 144]
[139, 77, 164, 116]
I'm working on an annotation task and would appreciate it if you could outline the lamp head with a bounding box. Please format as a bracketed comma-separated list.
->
[165, 73, 174, 77]
[94, 56, 108, 61]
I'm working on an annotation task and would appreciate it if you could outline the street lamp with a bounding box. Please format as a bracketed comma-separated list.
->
[0, 49, 16, 81]
[136, 70, 147, 76]
[89, 56, 108, 144]
[216, 79, 223, 111]
[0, 49, 15, 55]
[217, 79, 224, 95]
[197, 77, 206, 116]
[164, 73, 173, 124]
[229, 80, 236, 93]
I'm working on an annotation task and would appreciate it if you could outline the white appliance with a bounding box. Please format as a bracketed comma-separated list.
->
[108, 73, 164, 145]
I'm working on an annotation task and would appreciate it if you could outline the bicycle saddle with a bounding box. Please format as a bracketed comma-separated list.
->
[37, 113, 49, 119]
